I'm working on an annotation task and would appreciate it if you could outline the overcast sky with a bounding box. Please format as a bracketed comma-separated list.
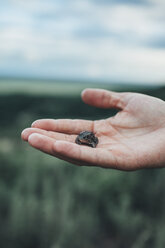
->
[0, 0, 165, 85]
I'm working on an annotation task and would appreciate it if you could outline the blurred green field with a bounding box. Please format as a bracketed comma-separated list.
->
[0, 78, 154, 96]
[0, 79, 165, 248]
[0, 79, 111, 96]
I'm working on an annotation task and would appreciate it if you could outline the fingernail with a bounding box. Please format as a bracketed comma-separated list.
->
[81, 89, 87, 97]
[31, 120, 38, 127]
[21, 128, 30, 140]
[28, 133, 42, 144]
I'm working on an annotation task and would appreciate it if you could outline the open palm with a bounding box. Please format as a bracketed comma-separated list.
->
[22, 89, 165, 170]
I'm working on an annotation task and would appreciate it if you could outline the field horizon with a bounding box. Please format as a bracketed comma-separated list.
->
[0, 77, 162, 97]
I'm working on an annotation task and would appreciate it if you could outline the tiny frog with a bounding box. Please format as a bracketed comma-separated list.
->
[75, 131, 99, 148]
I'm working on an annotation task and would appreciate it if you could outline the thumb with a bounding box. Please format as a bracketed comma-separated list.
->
[81, 88, 126, 110]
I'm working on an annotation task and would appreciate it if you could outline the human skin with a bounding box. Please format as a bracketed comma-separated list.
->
[21, 88, 165, 170]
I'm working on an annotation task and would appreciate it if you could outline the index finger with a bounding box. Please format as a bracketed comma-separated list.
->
[32, 119, 94, 134]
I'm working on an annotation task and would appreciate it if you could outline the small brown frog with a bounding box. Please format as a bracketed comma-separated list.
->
[75, 131, 99, 148]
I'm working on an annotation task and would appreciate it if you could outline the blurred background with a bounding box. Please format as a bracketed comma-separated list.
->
[0, 0, 165, 248]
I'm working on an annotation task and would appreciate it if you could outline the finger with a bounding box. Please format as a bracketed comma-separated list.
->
[53, 140, 118, 168]
[28, 133, 117, 168]
[27, 133, 81, 165]
[21, 128, 76, 142]
[81, 88, 126, 110]
[32, 119, 94, 134]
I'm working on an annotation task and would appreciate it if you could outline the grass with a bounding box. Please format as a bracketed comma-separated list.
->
[0, 78, 165, 248]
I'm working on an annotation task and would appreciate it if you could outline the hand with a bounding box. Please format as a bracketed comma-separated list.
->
[21, 88, 165, 170]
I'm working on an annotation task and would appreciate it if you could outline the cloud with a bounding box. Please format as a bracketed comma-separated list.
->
[89, 0, 149, 6]
[0, 0, 165, 84]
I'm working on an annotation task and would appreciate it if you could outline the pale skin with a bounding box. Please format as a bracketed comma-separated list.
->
[21, 88, 165, 170]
